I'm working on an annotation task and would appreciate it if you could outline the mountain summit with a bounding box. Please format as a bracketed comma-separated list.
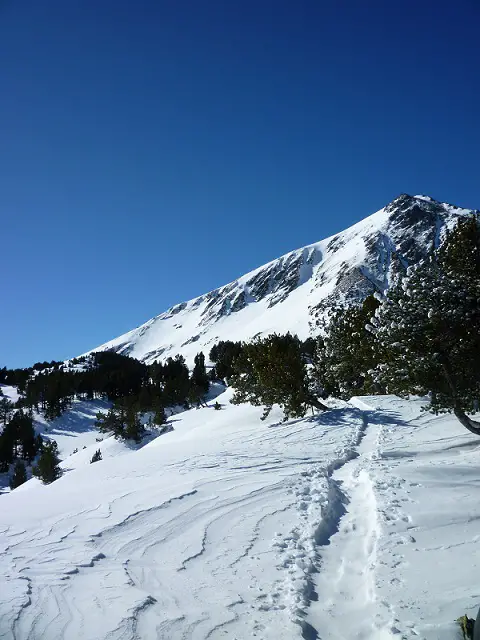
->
[88, 194, 476, 364]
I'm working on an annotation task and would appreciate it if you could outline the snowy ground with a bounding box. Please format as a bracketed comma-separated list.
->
[0, 385, 110, 494]
[0, 390, 479, 639]
[1, 385, 108, 461]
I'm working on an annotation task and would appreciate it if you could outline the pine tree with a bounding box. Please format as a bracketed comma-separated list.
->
[123, 406, 144, 443]
[2, 411, 29, 459]
[0, 429, 14, 472]
[372, 214, 480, 434]
[163, 356, 190, 406]
[208, 367, 218, 382]
[33, 440, 61, 484]
[319, 295, 381, 399]
[5, 410, 38, 462]
[9, 460, 27, 489]
[231, 333, 327, 421]
[437, 213, 480, 280]
[96, 407, 124, 439]
[0, 397, 14, 425]
[152, 406, 167, 426]
[189, 352, 210, 405]
[209, 341, 243, 381]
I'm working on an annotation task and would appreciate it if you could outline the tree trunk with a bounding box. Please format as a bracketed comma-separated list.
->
[310, 397, 329, 412]
[453, 409, 480, 436]
[440, 361, 480, 436]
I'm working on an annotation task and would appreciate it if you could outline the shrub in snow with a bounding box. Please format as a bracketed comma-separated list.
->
[90, 449, 102, 463]
[231, 333, 327, 421]
[96, 401, 145, 443]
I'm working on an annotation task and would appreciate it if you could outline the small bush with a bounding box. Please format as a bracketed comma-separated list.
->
[90, 449, 102, 463]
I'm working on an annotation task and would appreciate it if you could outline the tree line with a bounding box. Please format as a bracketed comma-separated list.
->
[211, 214, 480, 433]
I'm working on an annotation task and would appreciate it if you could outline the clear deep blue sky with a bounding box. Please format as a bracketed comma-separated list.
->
[2, 0, 479, 368]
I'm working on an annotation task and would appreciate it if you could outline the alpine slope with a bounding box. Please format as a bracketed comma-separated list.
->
[84, 194, 476, 365]
[1, 386, 479, 640]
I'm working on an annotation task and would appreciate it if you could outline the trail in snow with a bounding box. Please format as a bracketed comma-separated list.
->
[305, 406, 394, 639]
[0, 391, 370, 640]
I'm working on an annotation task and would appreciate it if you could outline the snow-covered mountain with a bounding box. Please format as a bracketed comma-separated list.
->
[87, 194, 475, 364]
[2, 193, 480, 640]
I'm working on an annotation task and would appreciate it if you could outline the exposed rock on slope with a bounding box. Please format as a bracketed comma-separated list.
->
[87, 194, 476, 363]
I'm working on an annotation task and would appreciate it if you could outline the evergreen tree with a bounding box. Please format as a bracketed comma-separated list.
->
[95, 407, 125, 440]
[188, 352, 209, 408]
[437, 213, 480, 280]
[163, 355, 190, 406]
[4, 410, 39, 461]
[372, 214, 480, 434]
[96, 402, 144, 442]
[231, 333, 327, 421]
[152, 406, 167, 426]
[319, 295, 381, 399]
[0, 396, 14, 425]
[209, 341, 243, 381]
[123, 405, 144, 442]
[0, 429, 14, 472]
[33, 440, 62, 484]
[190, 352, 210, 395]
[9, 460, 27, 489]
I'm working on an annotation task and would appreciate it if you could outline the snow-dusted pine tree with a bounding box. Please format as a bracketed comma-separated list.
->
[371, 214, 480, 434]
[231, 333, 327, 421]
[318, 295, 381, 399]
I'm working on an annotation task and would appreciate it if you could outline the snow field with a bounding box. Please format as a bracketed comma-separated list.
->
[1, 390, 479, 639]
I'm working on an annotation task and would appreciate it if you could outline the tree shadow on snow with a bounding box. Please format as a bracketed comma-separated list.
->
[37, 400, 111, 438]
[268, 405, 413, 431]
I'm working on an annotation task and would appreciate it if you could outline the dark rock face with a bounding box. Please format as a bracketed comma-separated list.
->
[142, 346, 170, 361]
[163, 302, 187, 318]
[194, 248, 323, 326]
[309, 194, 470, 329]
[190, 194, 452, 337]
[110, 342, 134, 356]
[384, 195, 441, 262]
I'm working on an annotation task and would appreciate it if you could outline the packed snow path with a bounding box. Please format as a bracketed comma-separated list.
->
[1, 391, 480, 640]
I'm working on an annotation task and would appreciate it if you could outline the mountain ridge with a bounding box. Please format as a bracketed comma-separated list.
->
[85, 194, 477, 364]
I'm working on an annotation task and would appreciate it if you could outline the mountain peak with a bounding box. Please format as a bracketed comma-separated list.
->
[83, 195, 476, 364]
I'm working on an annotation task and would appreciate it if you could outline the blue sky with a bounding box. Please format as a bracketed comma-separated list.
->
[1, 0, 479, 368]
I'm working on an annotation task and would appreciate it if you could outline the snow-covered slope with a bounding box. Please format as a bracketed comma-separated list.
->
[0, 384, 111, 495]
[1, 391, 479, 639]
[86, 194, 476, 364]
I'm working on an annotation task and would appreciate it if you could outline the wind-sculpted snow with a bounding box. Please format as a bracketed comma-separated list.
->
[0, 390, 369, 640]
[83, 194, 477, 365]
[1, 391, 480, 639]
